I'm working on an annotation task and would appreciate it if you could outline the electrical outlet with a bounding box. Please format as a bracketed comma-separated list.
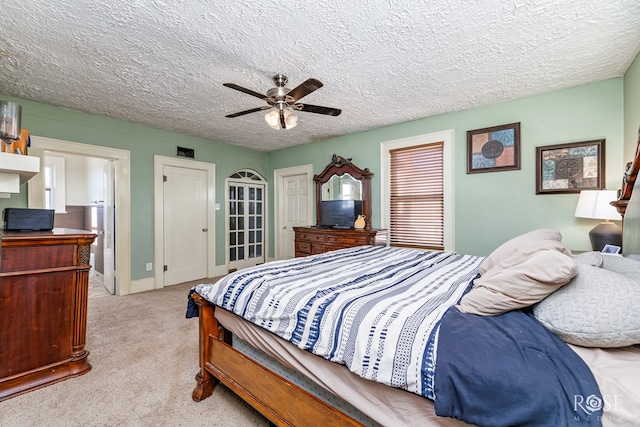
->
[145, 262, 153, 271]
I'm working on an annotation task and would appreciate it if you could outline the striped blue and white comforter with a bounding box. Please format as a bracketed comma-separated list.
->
[194, 245, 483, 399]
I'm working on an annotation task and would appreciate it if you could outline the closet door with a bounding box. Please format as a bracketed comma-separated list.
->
[246, 186, 264, 263]
[228, 176, 265, 271]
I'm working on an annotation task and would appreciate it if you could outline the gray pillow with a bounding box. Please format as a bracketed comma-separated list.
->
[573, 251, 603, 267]
[601, 253, 640, 280]
[533, 263, 640, 347]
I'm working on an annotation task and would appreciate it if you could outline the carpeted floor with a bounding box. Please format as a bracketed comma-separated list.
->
[1, 280, 270, 427]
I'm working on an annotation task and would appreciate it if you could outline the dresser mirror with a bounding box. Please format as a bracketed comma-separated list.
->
[321, 173, 362, 201]
[314, 154, 373, 230]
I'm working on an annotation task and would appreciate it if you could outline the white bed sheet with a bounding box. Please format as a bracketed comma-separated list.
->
[569, 344, 640, 427]
[216, 309, 640, 427]
[217, 308, 472, 427]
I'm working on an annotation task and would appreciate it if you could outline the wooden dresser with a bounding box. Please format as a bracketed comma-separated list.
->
[294, 226, 388, 257]
[0, 228, 97, 401]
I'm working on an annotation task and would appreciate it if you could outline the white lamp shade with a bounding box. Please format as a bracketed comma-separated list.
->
[574, 190, 621, 221]
[264, 109, 279, 128]
[264, 108, 298, 130]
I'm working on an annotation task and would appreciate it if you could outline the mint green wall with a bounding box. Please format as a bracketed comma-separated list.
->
[624, 51, 640, 160]
[267, 79, 625, 256]
[0, 95, 268, 280]
[1, 75, 630, 281]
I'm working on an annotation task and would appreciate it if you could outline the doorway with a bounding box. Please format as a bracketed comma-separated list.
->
[27, 136, 132, 295]
[40, 152, 115, 296]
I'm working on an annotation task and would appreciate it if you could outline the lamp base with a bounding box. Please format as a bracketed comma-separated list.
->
[588, 222, 622, 252]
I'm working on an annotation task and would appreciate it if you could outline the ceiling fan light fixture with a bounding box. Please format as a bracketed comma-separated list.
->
[264, 109, 279, 129]
[264, 108, 298, 130]
[285, 110, 298, 128]
[225, 75, 339, 128]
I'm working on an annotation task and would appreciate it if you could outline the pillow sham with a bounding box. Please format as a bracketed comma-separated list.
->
[479, 229, 570, 275]
[533, 263, 640, 348]
[457, 249, 577, 316]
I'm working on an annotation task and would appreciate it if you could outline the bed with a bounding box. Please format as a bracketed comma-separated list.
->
[188, 137, 640, 427]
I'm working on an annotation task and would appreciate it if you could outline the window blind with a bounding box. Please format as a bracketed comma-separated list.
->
[389, 142, 444, 250]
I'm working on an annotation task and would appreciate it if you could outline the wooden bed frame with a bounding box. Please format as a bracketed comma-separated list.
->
[190, 294, 363, 426]
[191, 132, 640, 427]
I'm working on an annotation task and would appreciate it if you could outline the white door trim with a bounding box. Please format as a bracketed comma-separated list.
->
[273, 164, 313, 260]
[27, 136, 132, 295]
[154, 155, 216, 288]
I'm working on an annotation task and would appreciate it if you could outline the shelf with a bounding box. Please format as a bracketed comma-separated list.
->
[0, 151, 40, 194]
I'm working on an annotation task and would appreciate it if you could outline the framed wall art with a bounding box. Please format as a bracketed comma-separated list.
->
[535, 139, 605, 194]
[467, 122, 520, 174]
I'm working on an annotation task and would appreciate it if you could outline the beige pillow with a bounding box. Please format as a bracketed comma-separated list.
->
[458, 249, 577, 315]
[479, 229, 570, 275]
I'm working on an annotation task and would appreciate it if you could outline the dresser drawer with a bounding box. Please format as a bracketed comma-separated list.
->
[298, 232, 326, 243]
[311, 244, 326, 254]
[295, 241, 312, 255]
[325, 235, 367, 245]
[293, 227, 387, 257]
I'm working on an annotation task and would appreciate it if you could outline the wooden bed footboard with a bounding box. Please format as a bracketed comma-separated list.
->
[190, 293, 364, 427]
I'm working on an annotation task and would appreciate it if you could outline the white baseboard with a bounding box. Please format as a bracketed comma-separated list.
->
[129, 277, 155, 294]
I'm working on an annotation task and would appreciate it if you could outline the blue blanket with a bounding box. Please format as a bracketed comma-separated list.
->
[434, 307, 603, 426]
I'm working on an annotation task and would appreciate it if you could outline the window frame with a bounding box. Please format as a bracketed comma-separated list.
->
[43, 155, 66, 213]
[380, 129, 455, 251]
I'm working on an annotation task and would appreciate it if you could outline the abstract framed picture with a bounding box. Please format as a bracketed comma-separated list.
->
[467, 122, 520, 174]
[535, 139, 605, 194]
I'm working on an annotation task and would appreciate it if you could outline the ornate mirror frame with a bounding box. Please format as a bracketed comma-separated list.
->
[314, 154, 373, 230]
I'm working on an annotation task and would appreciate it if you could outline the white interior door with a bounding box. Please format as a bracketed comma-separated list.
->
[281, 173, 309, 259]
[163, 165, 208, 285]
[102, 161, 116, 294]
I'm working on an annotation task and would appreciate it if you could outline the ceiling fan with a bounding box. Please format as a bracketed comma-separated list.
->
[223, 74, 342, 130]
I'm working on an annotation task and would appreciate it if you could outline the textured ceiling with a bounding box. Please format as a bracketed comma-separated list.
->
[1, 1, 639, 152]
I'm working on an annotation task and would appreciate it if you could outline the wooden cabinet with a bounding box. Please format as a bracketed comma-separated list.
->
[0, 228, 97, 401]
[294, 227, 387, 257]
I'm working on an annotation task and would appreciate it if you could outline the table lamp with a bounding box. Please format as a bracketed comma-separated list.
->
[574, 190, 622, 251]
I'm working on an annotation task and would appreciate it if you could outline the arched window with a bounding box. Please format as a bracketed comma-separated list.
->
[226, 169, 266, 270]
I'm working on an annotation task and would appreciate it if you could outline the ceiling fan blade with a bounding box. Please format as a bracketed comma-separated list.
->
[223, 83, 268, 100]
[287, 78, 323, 102]
[297, 103, 342, 116]
[225, 106, 269, 118]
[279, 109, 286, 129]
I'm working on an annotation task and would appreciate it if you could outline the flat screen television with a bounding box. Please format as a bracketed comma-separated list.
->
[320, 200, 363, 229]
